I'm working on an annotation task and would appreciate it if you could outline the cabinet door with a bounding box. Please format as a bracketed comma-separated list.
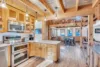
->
[30, 43, 36, 56]
[46, 45, 55, 60]
[45, 45, 59, 61]
[35, 43, 41, 57]
[40, 44, 46, 58]
[0, 8, 8, 32]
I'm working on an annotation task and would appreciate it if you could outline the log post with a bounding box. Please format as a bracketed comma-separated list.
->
[87, 14, 94, 67]
[80, 21, 83, 48]
[42, 20, 48, 40]
[95, 3, 100, 20]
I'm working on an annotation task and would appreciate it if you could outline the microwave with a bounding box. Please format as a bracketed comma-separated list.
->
[8, 20, 25, 32]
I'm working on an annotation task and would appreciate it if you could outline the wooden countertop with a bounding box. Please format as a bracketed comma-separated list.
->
[28, 40, 61, 45]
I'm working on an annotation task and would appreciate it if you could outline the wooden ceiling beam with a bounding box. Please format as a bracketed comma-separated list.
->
[20, 0, 44, 16]
[58, 0, 65, 12]
[92, 0, 100, 7]
[39, 0, 55, 14]
[49, 22, 87, 27]
[76, 0, 79, 11]
[39, 4, 94, 20]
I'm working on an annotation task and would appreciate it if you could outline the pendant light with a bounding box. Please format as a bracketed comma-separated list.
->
[44, 9, 47, 21]
[0, 0, 7, 8]
[35, 12, 38, 22]
[55, 7, 58, 20]
[25, 6, 29, 17]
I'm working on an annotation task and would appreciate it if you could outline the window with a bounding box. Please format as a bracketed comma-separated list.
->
[75, 28, 80, 36]
[60, 29, 65, 36]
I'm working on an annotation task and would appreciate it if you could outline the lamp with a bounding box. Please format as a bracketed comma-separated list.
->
[25, 6, 29, 17]
[35, 12, 38, 22]
[44, 9, 47, 21]
[25, 13, 29, 17]
[55, 7, 58, 20]
[0, 0, 7, 8]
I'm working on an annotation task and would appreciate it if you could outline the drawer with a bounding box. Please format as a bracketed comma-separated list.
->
[47, 47, 56, 52]
[30, 51, 35, 56]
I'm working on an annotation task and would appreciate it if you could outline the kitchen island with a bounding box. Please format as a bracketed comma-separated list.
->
[28, 40, 61, 61]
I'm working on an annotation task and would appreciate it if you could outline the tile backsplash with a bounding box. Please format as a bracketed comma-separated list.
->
[0, 32, 32, 41]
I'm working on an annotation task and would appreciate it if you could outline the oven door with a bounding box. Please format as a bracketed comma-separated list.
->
[12, 51, 28, 67]
[12, 44, 28, 53]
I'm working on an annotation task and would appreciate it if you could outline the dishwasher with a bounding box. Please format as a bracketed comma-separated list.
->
[0, 47, 8, 67]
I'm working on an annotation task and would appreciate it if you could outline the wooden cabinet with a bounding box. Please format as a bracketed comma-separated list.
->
[29, 16, 34, 32]
[8, 6, 18, 20]
[18, 12, 25, 22]
[29, 42, 60, 61]
[46, 45, 60, 61]
[8, 6, 35, 33]
[35, 44, 41, 57]
[25, 16, 35, 33]
[0, 8, 8, 32]
[29, 43, 36, 56]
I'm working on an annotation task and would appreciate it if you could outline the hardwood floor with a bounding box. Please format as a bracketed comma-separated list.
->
[18, 44, 87, 67]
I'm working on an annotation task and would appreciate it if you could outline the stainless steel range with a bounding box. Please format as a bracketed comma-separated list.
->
[3, 36, 29, 67]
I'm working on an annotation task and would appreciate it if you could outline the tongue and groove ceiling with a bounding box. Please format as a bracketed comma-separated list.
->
[28, 0, 92, 14]
[20, 0, 93, 20]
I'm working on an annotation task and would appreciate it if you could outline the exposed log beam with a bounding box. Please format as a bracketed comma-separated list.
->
[49, 22, 87, 27]
[39, 0, 55, 14]
[39, 4, 94, 20]
[76, 0, 79, 11]
[20, 0, 44, 16]
[58, 0, 65, 12]
[92, 0, 100, 7]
